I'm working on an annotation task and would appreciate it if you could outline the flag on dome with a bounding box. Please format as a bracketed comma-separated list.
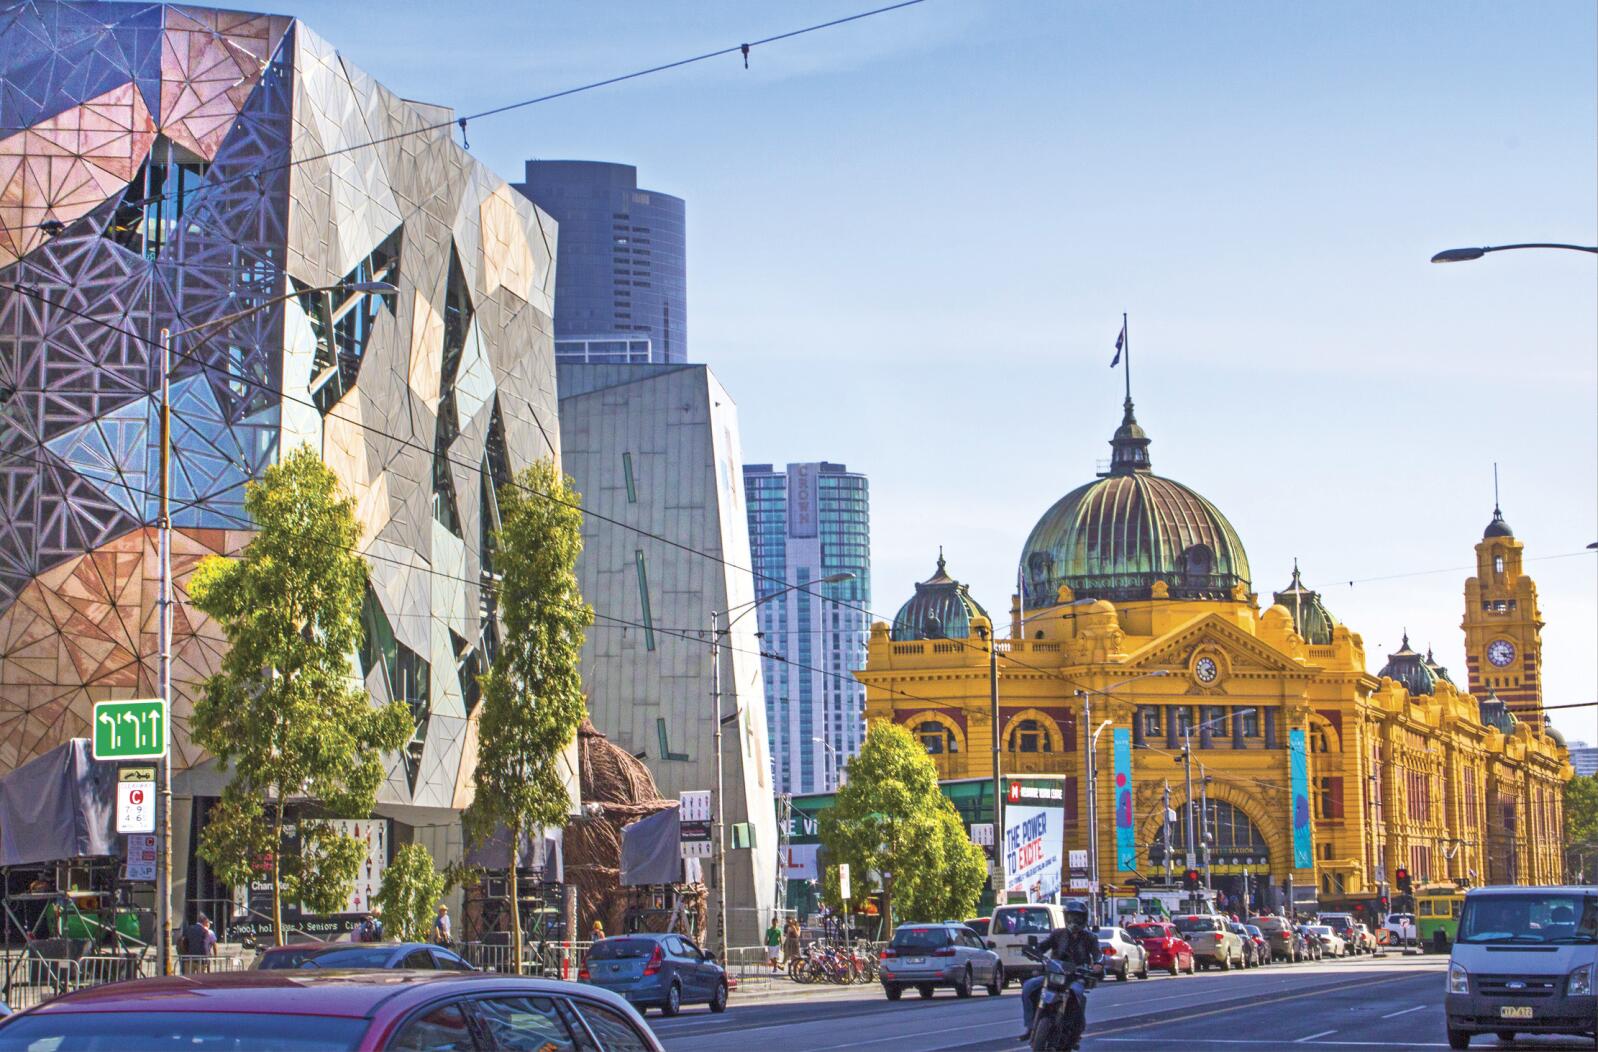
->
[1111, 319, 1127, 366]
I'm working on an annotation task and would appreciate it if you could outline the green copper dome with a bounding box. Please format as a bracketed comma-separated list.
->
[1379, 633, 1437, 697]
[1273, 562, 1338, 645]
[1019, 400, 1251, 606]
[892, 550, 988, 641]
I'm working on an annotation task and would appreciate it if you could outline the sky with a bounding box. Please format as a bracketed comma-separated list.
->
[284, 0, 1598, 742]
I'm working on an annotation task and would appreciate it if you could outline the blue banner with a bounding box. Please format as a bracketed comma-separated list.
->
[1112, 728, 1135, 871]
[1288, 728, 1313, 869]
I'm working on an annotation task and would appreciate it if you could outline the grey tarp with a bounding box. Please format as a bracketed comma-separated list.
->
[0, 739, 118, 865]
[619, 805, 681, 886]
[465, 825, 564, 881]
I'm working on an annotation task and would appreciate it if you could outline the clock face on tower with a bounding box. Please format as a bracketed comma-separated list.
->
[1486, 639, 1516, 668]
[1194, 656, 1219, 684]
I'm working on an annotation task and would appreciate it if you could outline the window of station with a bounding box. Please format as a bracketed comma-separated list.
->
[918, 722, 957, 755]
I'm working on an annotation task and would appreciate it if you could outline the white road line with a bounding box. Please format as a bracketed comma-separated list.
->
[1095, 1040, 1450, 1048]
[1380, 1003, 1428, 1018]
[1297, 1030, 1337, 1042]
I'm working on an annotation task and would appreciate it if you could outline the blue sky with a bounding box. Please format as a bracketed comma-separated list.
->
[287, 1, 1597, 740]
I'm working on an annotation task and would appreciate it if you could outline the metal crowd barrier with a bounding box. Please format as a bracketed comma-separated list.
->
[457, 940, 593, 978]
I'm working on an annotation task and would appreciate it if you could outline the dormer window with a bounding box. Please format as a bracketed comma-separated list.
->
[1493, 553, 1504, 574]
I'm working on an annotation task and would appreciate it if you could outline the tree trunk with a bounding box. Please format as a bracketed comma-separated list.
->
[272, 802, 285, 947]
[509, 820, 523, 973]
[882, 872, 894, 934]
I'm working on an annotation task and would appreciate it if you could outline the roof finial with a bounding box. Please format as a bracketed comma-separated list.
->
[1493, 462, 1500, 517]
[1291, 557, 1302, 586]
[936, 545, 946, 575]
[1401, 628, 1410, 650]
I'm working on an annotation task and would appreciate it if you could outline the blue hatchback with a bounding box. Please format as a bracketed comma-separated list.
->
[580, 933, 728, 1016]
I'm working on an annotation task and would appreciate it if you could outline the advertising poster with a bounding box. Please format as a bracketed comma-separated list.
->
[1112, 728, 1136, 871]
[1288, 729, 1313, 869]
[1003, 802, 1061, 902]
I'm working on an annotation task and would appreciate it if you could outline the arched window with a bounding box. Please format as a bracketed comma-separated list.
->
[1009, 719, 1052, 754]
[1179, 544, 1215, 579]
[918, 721, 957, 755]
[1160, 800, 1269, 859]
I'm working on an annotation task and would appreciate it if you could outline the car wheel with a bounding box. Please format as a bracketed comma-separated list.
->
[1138, 959, 1149, 980]
[1186, 957, 1196, 975]
[918, 984, 935, 999]
[710, 980, 728, 1013]
[661, 983, 681, 1017]
[884, 983, 902, 1001]
[1170, 960, 1182, 976]
[954, 966, 973, 998]
[1495, 1033, 1515, 1043]
[1446, 1026, 1471, 1049]
[986, 964, 1004, 996]
[1115, 960, 1129, 981]
[1220, 953, 1231, 972]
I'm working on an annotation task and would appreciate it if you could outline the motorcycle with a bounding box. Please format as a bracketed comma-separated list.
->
[1023, 947, 1102, 1052]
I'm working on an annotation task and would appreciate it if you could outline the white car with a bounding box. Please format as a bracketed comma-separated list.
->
[1304, 924, 1347, 957]
[1094, 926, 1150, 981]
[1382, 912, 1416, 944]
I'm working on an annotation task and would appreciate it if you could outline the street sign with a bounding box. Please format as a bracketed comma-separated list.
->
[93, 699, 167, 760]
[679, 791, 712, 858]
[970, 823, 993, 847]
[837, 863, 851, 901]
[116, 767, 156, 834]
[679, 791, 711, 823]
[125, 834, 157, 882]
[1068, 849, 1088, 869]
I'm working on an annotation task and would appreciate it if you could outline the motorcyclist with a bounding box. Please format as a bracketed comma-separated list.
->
[1017, 900, 1102, 1047]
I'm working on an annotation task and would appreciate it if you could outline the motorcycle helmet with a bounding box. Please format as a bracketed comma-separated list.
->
[1063, 899, 1090, 929]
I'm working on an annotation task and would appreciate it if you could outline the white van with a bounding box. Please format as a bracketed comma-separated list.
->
[987, 903, 1066, 980]
[1444, 885, 1597, 1049]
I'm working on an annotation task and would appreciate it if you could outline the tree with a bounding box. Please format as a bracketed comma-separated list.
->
[464, 459, 593, 970]
[188, 446, 410, 944]
[818, 722, 987, 930]
[373, 842, 447, 942]
[1565, 774, 1598, 879]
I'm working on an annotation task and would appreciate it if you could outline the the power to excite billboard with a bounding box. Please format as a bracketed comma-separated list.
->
[1003, 778, 1064, 902]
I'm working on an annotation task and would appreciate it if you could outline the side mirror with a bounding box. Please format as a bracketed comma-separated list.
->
[985, 940, 996, 950]
[703, 951, 717, 962]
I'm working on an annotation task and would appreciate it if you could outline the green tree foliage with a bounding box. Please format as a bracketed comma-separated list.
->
[818, 722, 987, 929]
[188, 446, 410, 944]
[464, 459, 593, 968]
[1565, 774, 1598, 876]
[373, 842, 447, 942]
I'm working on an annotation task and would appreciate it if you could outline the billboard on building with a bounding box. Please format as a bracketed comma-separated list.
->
[1003, 778, 1065, 902]
[787, 463, 818, 538]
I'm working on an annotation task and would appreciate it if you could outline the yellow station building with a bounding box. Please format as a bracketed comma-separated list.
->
[858, 395, 1569, 910]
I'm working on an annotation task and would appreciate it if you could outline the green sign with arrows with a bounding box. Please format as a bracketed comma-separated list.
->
[92, 699, 167, 761]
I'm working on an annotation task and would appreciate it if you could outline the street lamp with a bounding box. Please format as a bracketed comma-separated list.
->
[710, 570, 853, 963]
[1074, 671, 1169, 923]
[811, 736, 845, 788]
[1430, 243, 1598, 263]
[153, 279, 395, 974]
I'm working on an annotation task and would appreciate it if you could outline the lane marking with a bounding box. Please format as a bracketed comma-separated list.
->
[1380, 1004, 1427, 1019]
[1093, 1040, 1450, 1048]
[1297, 1031, 1337, 1043]
[1089, 973, 1398, 1036]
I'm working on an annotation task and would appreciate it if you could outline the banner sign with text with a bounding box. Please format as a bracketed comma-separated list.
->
[1288, 729, 1313, 869]
[1112, 728, 1136, 871]
[1003, 802, 1061, 902]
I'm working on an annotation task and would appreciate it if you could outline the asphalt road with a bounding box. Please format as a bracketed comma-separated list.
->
[648, 953, 1597, 1052]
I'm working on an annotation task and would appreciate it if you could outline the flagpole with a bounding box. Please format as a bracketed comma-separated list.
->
[1123, 312, 1131, 403]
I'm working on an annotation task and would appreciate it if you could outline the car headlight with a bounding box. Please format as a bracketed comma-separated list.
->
[1447, 963, 1469, 995]
[1569, 964, 1595, 997]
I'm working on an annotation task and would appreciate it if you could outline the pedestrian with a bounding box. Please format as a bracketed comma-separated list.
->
[765, 918, 782, 972]
[355, 910, 383, 943]
[590, 919, 605, 943]
[431, 904, 452, 946]
[783, 917, 801, 966]
[181, 914, 216, 972]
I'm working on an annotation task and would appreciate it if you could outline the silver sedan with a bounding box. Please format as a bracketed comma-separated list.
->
[1095, 926, 1150, 980]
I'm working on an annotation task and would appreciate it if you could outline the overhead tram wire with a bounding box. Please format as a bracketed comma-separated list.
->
[0, 444, 951, 715]
[0, 0, 933, 238]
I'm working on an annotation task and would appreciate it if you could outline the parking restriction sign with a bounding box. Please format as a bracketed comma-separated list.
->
[116, 767, 156, 834]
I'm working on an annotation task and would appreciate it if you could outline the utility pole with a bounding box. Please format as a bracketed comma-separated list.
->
[988, 627, 1004, 904]
[157, 327, 174, 977]
[1081, 690, 1097, 924]
[710, 610, 728, 963]
[1199, 772, 1213, 891]
[1181, 732, 1196, 871]
[1161, 781, 1173, 884]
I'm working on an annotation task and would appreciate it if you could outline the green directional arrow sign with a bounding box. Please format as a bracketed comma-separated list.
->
[92, 699, 167, 761]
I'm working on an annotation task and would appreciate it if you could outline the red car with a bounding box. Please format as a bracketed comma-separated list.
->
[1126, 921, 1195, 976]
[0, 970, 663, 1051]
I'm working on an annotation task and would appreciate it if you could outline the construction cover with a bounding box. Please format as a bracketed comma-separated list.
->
[0, 739, 118, 865]
[619, 805, 682, 886]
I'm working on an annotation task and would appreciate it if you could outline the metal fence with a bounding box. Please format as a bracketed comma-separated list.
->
[0, 950, 253, 1011]
[456, 940, 593, 979]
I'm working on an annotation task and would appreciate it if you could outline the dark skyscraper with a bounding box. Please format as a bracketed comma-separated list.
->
[513, 160, 686, 363]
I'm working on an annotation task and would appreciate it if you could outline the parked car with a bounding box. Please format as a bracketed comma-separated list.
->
[0, 970, 664, 1051]
[1351, 922, 1379, 954]
[579, 933, 727, 1016]
[1235, 924, 1270, 967]
[1171, 914, 1245, 971]
[1318, 913, 1363, 954]
[879, 922, 1002, 1000]
[1095, 927, 1150, 981]
[1305, 924, 1346, 957]
[254, 942, 475, 971]
[965, 917, 990, 937]
[1383, 912, 1417, 945]
[986, 903, 1066, 981]
[1444, 885, 1598, 1049]
[1250, 915, 1300, 962]
[1126, 921, 1195, 976]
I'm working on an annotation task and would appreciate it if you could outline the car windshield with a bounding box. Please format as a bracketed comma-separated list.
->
[256, 947, 324, 969]
[296, 946, 394, 969]
[1094, 928, 1118, 939]
[1172, 917, 1220, 933]
[1457, 894, 1598, 945]
[1251, 917, 1286, 931]
[966, 919, 989, 936]
[1306, 926, 1332, 935]
[1245, 926, 1263, 937]
[1126, 924, 1166, 940]
[994, 908, 1054, 934]
[892, 927, 953, 950]
[587, 938, 658, 960]
[0, 1012, 366, 1051]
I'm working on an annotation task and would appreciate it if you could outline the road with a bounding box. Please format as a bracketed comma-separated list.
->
[649, 953, 1597, 1051]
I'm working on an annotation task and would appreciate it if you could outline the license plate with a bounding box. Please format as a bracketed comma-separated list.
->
[1499, 1006, 1533, 1020]
[908, 957, 924, 964]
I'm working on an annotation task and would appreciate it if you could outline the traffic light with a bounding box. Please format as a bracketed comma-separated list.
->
[1182, 868, 1201, 891]
[1379, 895, 1390, 912]
[1395, 867, 1411, 894]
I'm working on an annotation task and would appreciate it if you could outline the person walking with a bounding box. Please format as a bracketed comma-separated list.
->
[431, 904, 452, 946]
[782, 917, 802, 967]
[355, 911, 384, 943]
[181, 915, 216, 974]
[590, 919, 605, 943]
[764, 918, 782, 972]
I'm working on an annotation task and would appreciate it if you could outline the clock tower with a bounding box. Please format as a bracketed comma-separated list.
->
[1462, 502, 1545, 729]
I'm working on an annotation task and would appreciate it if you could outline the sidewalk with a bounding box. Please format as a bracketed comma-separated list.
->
[729, 974, 881, 1006]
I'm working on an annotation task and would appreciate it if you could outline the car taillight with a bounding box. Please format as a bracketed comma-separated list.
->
[931, 947, 956, 957]
[1102, 945, 1116, 955]
[880, 948, 896, 959]
[578, 964, 590, 981]
[642, 945, 663, 976]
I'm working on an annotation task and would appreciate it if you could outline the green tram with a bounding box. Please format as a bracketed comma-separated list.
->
[1416, 885, 1464, 950]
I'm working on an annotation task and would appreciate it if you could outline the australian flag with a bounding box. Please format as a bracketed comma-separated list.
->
[1111, 320, 1127, 366]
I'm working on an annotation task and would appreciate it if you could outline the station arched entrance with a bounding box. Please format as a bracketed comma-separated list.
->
[1147, 799, 1277, 913]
